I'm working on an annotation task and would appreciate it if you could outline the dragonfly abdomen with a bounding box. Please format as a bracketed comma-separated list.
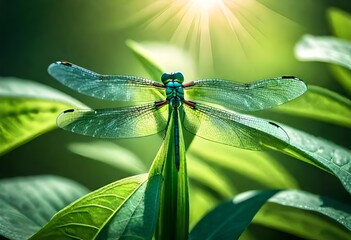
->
[174, 107, 180, 171]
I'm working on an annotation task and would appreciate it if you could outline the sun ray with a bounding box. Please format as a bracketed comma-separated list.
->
[118, 0, 302, 75]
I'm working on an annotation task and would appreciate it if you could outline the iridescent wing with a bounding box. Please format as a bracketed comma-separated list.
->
[48, 61, 165, 102]
[182, 102, 289, 150]
[57, 102, 169, 138]
[184, 76, 307, 111]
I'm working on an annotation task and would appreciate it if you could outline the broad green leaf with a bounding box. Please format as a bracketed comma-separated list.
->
[254, 190, 351, 240]
[189, 190, 279, 240]
[0, 175, 88, 240]
[0, 77, 85, 155]
[188, 137, 299, 189]
[279, 124, 351, 194]
[96, 174, 162, 240]
[30, 174, 160, 240]
[68, 141, 147, 174]
[190, 116, 351, 194]
[126, 39, 164, 81]
[271, 85, 351, 127]
[191, 190, 351, 240]
[327, 7, 351, 94]
[67, 140, 230, 200]
[295, 35, 351, 71]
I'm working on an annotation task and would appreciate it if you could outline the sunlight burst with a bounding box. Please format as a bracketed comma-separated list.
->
[119, 0, 295, 75]
[190, 0, 223, 12]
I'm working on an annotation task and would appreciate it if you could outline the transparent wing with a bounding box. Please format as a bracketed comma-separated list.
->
[184, 76, 307, 111]
[48, 61, 165, 101]
[57, 103, 169, 138]
[183, 102, 289, 150]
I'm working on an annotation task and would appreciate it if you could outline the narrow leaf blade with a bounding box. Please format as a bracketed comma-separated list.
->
[155, 109, 189, 240]
[126, 40, 196, 81]
[126, 39, 164, 81]
[327, 7, 351, 42]
[68, 141, 147, 174]
[188, 155, 236, 199]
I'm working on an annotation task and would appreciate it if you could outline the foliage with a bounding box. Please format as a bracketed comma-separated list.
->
[1, 3, 351, 240]
[0, 78, 85, 155]
[0, 176, 88, 240]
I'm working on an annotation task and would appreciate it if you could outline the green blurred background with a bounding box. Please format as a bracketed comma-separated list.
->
[1, 0, 351, 238]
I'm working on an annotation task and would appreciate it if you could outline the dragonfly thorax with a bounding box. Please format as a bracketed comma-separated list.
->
[161, 72, 185, 108]
[165, 80, 184, 107]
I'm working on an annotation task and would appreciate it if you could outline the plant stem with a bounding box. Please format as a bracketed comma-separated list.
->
[153, 108, 189, 240]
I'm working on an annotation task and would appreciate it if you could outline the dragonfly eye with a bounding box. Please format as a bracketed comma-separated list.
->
[161, 73, 171, 84]
[174, 72, 184, 83]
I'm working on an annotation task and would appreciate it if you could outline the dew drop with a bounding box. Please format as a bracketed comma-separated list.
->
[332, 150, 349, 167]
[316, 147, 325, 155]
[302, 137, 318, 152]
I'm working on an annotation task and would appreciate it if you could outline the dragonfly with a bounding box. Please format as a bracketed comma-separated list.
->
[48, 61, 307, 170]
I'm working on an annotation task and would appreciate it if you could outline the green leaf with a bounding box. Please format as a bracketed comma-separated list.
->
[30, 174, 159, 240]
[188, 137, 299, 189]
[190, 113, 351, 194]
[0, 175, 89, 240]
[295, 35, 351, 71]
[327, 7, 351, 41]
[271, 85, 351, 127]
[191, 190, 351, 240]
[126, 39, 164, 81]
[0, 77, 85, 155]
[189, 186, 219, 229]
[126, 40, 197, 81]
[327, 7, 351, 94]
[188, 155, 236, 199]
[68, 141, 147, 174]
[126, 40, 198, 156]
[189, 190, 279, 240]
[279, 124, 351, 194]
[96, 174, 162, 240]
[69, 140, 232, 200]
[329, 65, 351, 95]
[254, 190, 351, 240]
[295, 34, 351, 93]
[154, 109, 189, 240]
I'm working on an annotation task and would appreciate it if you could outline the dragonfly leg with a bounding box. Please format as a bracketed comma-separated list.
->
[154, 99, 168, 109]
[183, 99, 197, 109]
[182, 81, 196, 88]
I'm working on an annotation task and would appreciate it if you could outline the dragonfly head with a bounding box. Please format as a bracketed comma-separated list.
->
[161, 72, 184, 84]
